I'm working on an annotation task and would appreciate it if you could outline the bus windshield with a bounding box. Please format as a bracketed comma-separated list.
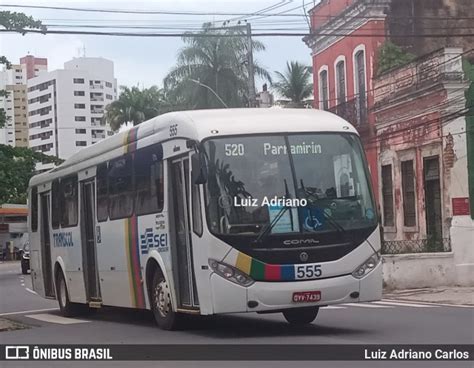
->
[203, 133, 377, 236]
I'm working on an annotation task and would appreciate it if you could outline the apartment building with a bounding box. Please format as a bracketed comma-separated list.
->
[0, 55, 47, 147]
[27, 57, 116, 171]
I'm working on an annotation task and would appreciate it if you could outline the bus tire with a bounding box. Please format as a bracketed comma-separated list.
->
[55, 271, 83, 317]
[151, 270, 180, 330]
[283, 306, 319, 325]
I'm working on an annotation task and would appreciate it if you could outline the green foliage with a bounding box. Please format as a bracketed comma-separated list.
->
[102, 86, 167, 131]
[0, 145, 63, 204]
[0, 56, 11, 128]
[164, 23, 271, 109]
[272, 61, 313, 104]
[377, 41, 415, 75]
[0, 11, 46, 34]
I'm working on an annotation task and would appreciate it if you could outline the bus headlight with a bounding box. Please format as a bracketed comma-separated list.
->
[209, 259, 254, 287]
[352, 252, 381, 279]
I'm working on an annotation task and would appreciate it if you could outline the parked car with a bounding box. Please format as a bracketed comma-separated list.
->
[21, 242, 30, 274]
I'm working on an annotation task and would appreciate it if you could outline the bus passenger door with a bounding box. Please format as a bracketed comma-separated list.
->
[40, 192, 54, 298]
[80, 180, 101, 303]
[170, 157, 199, 310]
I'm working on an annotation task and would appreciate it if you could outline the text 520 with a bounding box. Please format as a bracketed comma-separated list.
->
[225, 143, 245, 156]
[295, 264, 322, 280]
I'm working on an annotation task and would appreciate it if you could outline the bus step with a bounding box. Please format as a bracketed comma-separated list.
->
[88, 301, 102, 309]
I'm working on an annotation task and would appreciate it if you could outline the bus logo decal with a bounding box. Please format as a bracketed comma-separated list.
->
[140, 228, 169, 254]
[52, 232, 74, 247]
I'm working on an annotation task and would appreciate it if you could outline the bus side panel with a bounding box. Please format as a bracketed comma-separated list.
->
[50, 227, 86, 303]
[137, 211, 173, 310]
[96, 219, 134, 308]
[30, 231, 45, 298]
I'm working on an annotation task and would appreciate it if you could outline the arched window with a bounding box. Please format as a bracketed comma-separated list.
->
[336, 60, 346, 105]
[354, 50, 367, 124]
[319, 70, 329, 110]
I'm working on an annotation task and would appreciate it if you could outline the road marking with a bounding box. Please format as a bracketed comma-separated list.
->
[323, 306, 346, 310]
[0, 308, 58, 317]
[25, 287, 37, 295]
[381, 299, 473, 308]
[25, 313, 89, 325]
[375, 301, 436, 308]
[343, 303, 393, 308]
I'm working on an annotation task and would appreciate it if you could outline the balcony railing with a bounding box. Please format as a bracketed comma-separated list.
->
[329, 97, 367, 127]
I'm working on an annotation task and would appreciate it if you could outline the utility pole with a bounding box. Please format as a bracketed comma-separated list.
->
[246, 22, 256, 108]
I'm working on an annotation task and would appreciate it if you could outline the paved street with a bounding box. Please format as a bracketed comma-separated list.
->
[0, 261, 473, 368]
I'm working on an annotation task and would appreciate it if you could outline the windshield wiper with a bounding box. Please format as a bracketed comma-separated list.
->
[253, 180, 293, 243]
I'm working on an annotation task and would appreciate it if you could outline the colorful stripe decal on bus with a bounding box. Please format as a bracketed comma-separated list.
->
[123, 127, 146, 308]
[235, 251, 295, 281]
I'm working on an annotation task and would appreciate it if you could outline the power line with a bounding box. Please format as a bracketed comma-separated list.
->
[5, 4, 474, 20]
[4, 29, 474, 38]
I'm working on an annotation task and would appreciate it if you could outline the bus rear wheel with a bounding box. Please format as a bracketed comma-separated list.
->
[151, 271, 181, 330]
[283, 306, 319, 325]
[55, 271, 84, 317]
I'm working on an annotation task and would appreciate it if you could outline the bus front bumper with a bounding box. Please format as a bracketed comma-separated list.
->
[210, 261, 382, 314]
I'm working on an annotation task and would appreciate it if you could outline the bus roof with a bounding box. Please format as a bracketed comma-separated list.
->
[30, 108, 357, 187]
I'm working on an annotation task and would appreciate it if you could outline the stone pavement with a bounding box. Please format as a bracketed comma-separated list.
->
[384, 287, 474, 306]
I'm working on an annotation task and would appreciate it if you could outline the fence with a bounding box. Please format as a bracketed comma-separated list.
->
[381, 237, 451, 254]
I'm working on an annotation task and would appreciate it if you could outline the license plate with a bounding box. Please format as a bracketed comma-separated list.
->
[292, 291, 321, 303]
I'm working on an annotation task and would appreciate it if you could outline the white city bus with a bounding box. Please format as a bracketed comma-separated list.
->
[28, 109, 382, 330]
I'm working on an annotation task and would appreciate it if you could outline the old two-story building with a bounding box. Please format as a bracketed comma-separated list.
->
[373, 48, 473, 286]
[304, 0, 391, 202]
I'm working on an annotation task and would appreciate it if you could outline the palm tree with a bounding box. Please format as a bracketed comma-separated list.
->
[272, 61, 313, 107]
[164, 23, 271, 109]
[102, 86, 165, 131]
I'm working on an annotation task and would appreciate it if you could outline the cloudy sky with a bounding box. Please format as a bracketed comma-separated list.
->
[1, 0, 315, 90]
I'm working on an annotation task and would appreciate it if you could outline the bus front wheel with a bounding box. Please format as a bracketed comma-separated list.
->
[283, 306, 319, 325]
[151, 271, 181, 330]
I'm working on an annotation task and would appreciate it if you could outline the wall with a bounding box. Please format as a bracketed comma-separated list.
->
[387, 0, 474, 62]
[382, 252, 456, 289]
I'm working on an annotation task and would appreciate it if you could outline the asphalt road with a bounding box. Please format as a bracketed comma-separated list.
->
[0, 261, 473, 368]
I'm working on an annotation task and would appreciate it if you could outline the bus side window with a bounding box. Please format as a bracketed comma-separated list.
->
[108, 155, 134, 220]
[31, 186, 38, 232]
[192, 183, 203, 236]
[51, 179, 61, 229]
[135, 145, 164, 216]
[60, 175, 78, 228]
[97, 163, 108, 222]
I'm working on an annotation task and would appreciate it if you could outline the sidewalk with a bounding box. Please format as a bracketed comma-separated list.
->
[384, 287, 474, 306]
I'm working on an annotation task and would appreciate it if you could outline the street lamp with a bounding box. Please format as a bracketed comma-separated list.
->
[189, 79, 229, 108]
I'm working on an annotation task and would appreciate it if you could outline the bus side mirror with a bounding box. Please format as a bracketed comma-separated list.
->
[191, 152, 208, 185]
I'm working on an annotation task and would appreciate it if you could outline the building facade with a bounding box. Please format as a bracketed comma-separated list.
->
[0, 56, 47, 147]
[374, 48, 470, 246]
[27, 57, 116, 171]
[0, 204, 28, 260]
[304, 0, 391, 201]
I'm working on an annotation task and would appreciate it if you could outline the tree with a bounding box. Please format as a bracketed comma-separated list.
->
[164, 23, 271, 109]
[272, 61, 313, 106]
[0, 145, 63, 204]
[0, 57, 11, 128]
[377, 41, 415, 75]
[0, 12, 46, 127]
[102, 86, 166, 131]
[0, 11, 46, 34]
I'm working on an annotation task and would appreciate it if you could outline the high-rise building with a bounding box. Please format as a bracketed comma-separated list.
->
[0, 55, 47, 147]
[27, 57, 116, 171]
